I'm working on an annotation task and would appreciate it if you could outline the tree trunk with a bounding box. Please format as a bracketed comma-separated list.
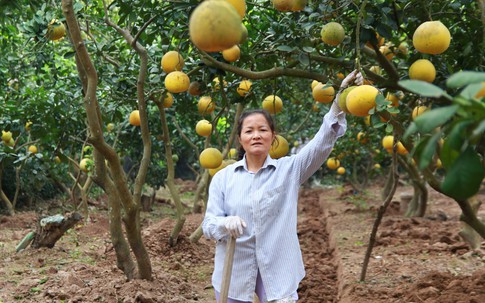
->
[63, 0, 152, 280]
[155, 102, 186, 247]
[192, 171, 209, 214]
[106, 181, 136, 279]
[397, 157, 428, 217]
[0, 166, 15, 216]
[459, 196, 482, 249]
[31, 213, 83, 248]
[381, 168, 394, 201]
[361, 148, 399, 281]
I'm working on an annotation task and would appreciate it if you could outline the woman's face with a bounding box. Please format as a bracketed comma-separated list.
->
[238, 113, 275, 157]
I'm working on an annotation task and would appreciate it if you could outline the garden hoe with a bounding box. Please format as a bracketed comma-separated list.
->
[220, 236, 236, 303]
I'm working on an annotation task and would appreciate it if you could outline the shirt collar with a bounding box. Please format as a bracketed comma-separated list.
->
[234, 154, 277, 172]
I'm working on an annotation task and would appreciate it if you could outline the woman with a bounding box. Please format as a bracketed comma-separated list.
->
[202, 71, 363, 303]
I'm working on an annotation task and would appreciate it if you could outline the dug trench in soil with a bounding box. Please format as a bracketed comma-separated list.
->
[320, 182, 485, 303]
[296, 188, 340, 302]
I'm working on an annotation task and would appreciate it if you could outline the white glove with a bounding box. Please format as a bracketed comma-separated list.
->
[224, 216, 247, 238]
[341, 69, 364, 88]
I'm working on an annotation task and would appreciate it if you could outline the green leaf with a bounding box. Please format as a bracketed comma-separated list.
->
[398, 80, 446, 98]
[441, 147, 485, 201]
[446, 71, 485, 89]
[276, 45, 294, 52]
[459, 82, 484, 99]
[63, 51, 76, 59]
[302, 46, 314, 53]
[471, 119, 485, 139]
[418, 132, 441, 169]
[440, 120, 472, 169]
[385, 123, 393, 133]
[298, 53, 310, 65]
[414, 105, 459, 133]
[403, 122, 418, 140]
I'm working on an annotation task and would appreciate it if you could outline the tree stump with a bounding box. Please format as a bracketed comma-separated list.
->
[399, 192, 413, 215]
[141, 191, 156, 212]
[30, 212, 83, 249]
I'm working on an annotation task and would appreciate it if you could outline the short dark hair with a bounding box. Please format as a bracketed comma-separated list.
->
[236, 109, 276, 160]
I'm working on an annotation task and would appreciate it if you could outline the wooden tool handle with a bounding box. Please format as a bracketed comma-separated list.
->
[220, 236, 236, 303]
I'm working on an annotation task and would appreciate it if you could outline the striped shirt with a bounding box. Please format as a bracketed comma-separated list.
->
[202, 103, 346, 301]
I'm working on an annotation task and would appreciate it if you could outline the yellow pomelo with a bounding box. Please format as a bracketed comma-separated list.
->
[161, 51, 185, 73]
[54, 156, 62, 164]
[366, 32, 385, 48]
[5, 138, 14, 147]
[346, 85, 379, 117]
[326, 157, 340, 170]
[200, 147, 223, 169]
[413, 21, 451, 55]
[2, 130, 12, 142]
[337, 166, 346, 175]
[225, 0, 246, 20]
[25, 121, 33, 132]
[212, 77, 228, 91]
[409, 59, 436, 83]
[336, 72, 345, 80]
[379, 45, 394, 60]
[209, 159, 237, 176]
[369, 65, 382, 75]
[397, 41, 409, 56]
[320, 22, 345, 46]
[240, 24, 249, 44]
[80, 158, 93, 173]
[262, 95, 283, 114]
[47, 20, 66, 41]
[357, 131, 368, 144]
[28, 145, 38, 154]
[189, 0, 243, 52]
[412, 105, 429, 120]
[222, 45, 241, 62]
[382, 135, 394, 150]
[188, 81, 203, 96]
[337, 86, 356, 113]
[312, 83, 335, 104]
[228, 148, 238, 159]
[107, 123, 115, 132]
[162, 92, 174, 108]
[311, 80, 320, 90]
[291, 0, 308, 11]
[237, 80, 252, 96]
[196, 119, 213, 137]
[312, 103, 320, 112]
[272, 0, 293, 11]
[386, 92, 400, 107]
[165, 71, 190, 93]
[436, 158, 442, 169]
[129, 110, 141, 126]
[269, 135, 289, 159]
[198, 96, 216, 115]
[374, 163, 381, 169]
[396, 142, 408, 155]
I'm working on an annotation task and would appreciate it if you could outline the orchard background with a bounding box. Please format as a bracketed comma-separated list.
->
[1, 0, 484, 302]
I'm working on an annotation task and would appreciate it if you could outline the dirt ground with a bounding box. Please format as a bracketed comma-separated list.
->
[0, 178, 484, 303]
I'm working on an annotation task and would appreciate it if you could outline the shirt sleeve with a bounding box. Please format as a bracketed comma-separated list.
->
[292, 102, 347, 184]
[202, 172, 229, 241]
